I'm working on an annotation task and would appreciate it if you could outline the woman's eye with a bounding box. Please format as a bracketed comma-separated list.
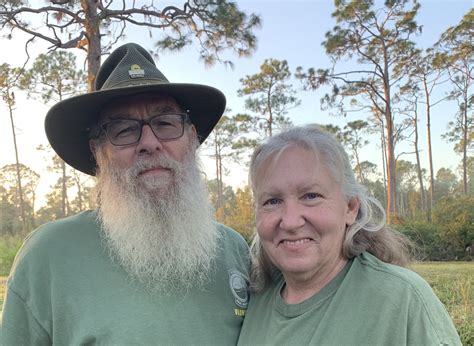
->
[262, 198, 280, 206]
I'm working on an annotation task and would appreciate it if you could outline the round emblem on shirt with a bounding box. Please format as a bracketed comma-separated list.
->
[229, 269, 249, 308]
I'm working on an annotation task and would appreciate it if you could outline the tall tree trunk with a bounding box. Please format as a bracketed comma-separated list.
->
[73, 170, 84, 212]
[215, 140, 223, 210]
[462, 87, 468, 194]
[380, 119, 388, 209]
[382, 48, 398, 224]
[354, 148, 365, 184]
[385, 114, 398, 223]
[413, 102, 426, 214]
[31, 191, 36, 228]
[61, 160, 67, 217]
[423, 77, 434, 221]
[83, 0, 102, 91]
[7, 92, 26, 233]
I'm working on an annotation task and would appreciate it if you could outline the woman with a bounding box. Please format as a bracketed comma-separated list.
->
[238, 125, 460, 345]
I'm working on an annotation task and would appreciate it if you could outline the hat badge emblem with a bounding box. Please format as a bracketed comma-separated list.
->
[128, 64, 145, 79]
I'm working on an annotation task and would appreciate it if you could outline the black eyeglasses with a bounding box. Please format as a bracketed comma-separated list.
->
[100, 113, 189, 146]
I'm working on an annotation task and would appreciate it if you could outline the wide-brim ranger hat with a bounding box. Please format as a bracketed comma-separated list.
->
[45, 43, 226, 176]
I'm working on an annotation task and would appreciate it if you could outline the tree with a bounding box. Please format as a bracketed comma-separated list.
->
[22, 52, 86, 218]
[205, 178, 236, 221]
[36, 144, 94, 219]
[69, 170, 95, 213]
[21, 50, 87, 103]
[204, 111, 257, 209]
[0, 63, 27, 231]
[320, 123, 342, 140]
[403, 49, 448, 217]
[296, 0, 421, 223]
[433, 196, 474, 259]
[358, 161, 385, 203]
[395, 159, 419, 218]
[0, 0, 261, 90]
[433, 167, 458, 203]
[0, 164, 39, 234]
[221, 185, 255, 241]
[435, 9, 473, 195]
[238, 58, 299, 137]
[398, 82, 427, 215]
[0, 184, 17, 236]
[341, 120, 369, 184]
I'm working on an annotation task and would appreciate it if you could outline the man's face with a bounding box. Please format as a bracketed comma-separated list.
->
[93, 94, 218, 290]
[96, 93, 195, 180]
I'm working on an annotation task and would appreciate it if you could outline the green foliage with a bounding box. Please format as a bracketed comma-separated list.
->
[20, 50, 86, 104]
[0, 235, 22, 276]
[434, 167, 459, 201]
[220, 186, 255, 242]
[410, 262, 473, 345]
[0, 0, 261, 69]
[435, 9, 473, 195]
[238, 59, 299, 137]
[398, 196, 474, 261]
[296, 0, 422, 222]
[0, 164, 40, 235]
[206, 180, 255, 242]
[0, 63, 21, 105]
[433, 196, 474, 258]
[398, 220, 443, 260]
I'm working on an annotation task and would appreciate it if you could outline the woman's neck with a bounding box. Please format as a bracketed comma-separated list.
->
[281, 258, 348, 304]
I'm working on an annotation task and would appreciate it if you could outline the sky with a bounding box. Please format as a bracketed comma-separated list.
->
[0, 0, 472, 208]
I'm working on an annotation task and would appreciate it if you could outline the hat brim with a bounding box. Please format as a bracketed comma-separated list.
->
[45, 83, 225, 176]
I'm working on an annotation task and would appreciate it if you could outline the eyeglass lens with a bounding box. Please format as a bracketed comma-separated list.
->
[104, 113, 186, 146]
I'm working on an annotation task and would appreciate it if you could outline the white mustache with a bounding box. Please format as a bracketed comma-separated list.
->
[127, 155, 182, 178]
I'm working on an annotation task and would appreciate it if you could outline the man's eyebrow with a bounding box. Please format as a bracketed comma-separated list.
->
[151, 105, 181, 113]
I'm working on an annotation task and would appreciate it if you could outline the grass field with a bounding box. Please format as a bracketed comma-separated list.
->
[1, 262, 472, 343]
[410, 262, 473, 345]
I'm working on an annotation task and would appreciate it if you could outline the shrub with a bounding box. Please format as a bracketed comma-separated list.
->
[0, 235, 23, 276]
[397, 220, 445, 260]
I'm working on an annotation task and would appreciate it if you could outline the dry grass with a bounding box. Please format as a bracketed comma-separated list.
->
[0, 277, 6, 312]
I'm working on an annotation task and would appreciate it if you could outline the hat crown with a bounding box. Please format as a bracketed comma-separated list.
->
[45, 42, 225, 176]
[96, 43, 169, 91]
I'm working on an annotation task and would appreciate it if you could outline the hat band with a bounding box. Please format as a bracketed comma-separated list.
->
[105, 77, 169, 90]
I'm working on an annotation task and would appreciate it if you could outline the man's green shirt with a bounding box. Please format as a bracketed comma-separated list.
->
[1, 210, 250, 345]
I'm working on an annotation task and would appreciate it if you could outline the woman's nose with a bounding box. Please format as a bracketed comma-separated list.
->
[279, 201, 305, 230]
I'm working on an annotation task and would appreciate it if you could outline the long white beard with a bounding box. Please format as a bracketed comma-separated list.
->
[95, 149, 218, 292]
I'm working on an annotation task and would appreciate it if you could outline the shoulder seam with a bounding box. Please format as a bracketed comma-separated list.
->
[6, 283, 53, 343]
[359, 257, 443, 342]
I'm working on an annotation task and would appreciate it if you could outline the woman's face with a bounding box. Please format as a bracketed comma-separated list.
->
[255, 146, 359, 285]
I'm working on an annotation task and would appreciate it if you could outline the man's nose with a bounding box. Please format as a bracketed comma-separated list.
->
[136, 124, 164, 153]
[279, 201, 305, 230]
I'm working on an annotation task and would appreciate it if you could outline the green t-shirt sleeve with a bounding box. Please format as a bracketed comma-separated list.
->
[1, 284, 51, 346]
[404, 276, 462, 345]
[239, 253, 461, 346]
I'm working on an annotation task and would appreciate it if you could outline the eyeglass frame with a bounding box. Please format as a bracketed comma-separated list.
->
[98, 112, 191, 146]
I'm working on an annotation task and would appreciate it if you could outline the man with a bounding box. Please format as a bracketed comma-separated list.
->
[1, 43, 249, 345]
